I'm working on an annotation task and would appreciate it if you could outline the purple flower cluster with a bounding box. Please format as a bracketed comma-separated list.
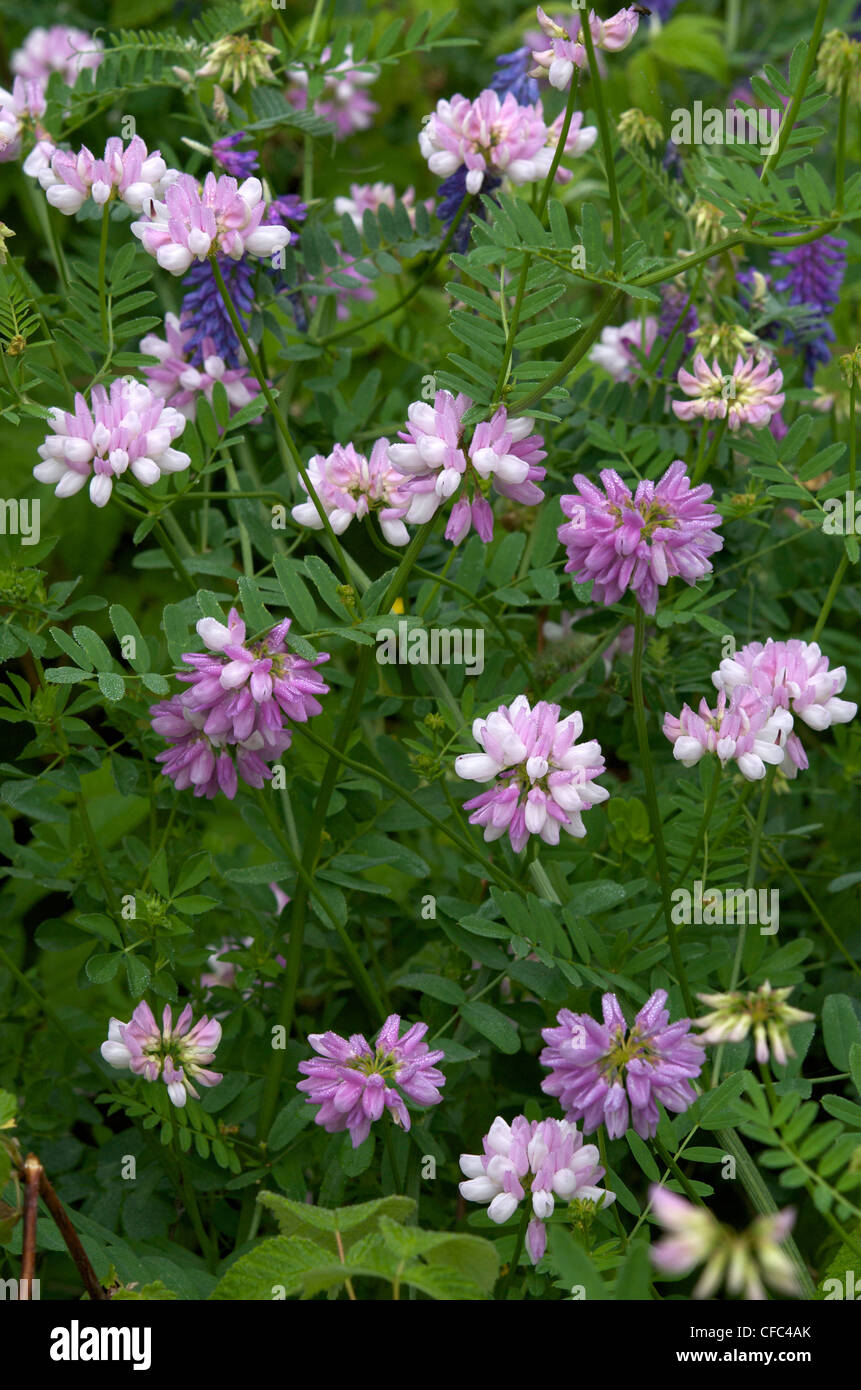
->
[297, 1014, 446, 1147]
[150, 606, 329, 800]
[557, 460, 723, 615]
[540, 990, 706, 1140]
[769, 235, 847, 385]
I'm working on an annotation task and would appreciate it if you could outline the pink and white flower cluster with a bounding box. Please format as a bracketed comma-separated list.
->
[531, 5, 641, 89]
[419, 88, 595, 194]
[459, 1115, 615, 1264]
[333, 182, 432, 230]
[131, 172, 291, 274]
[455, 695, 609, 853]
[286, 46, 379, 140]
[39, 135, 174, 214]
[150, 606, 329, 801]
[0, 78, 47, 164]
[589, 317, 659, 382]
[11, 25, 103, 86]
[388, 391, 546, 545]
[673, 353, 785, 431]
[292, 439, 413, 546]
[665, 638, 856, 781]
[297, 1014, 446, 1148]
[649, 1185, 799, 1300]
[34, 379, 190, 508]
[101, 1002, 222, 1108]
[558, 460, 724, 615]
[140, 312, 259, 422]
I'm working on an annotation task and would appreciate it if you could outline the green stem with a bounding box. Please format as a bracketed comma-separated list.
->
[153, 520, 196, 594]
[98, 204, 110, 343]
[497, 1200, 531, 1298]
[836, 79, 849, 214]
[210, 257, 356, 595]
[692, 417, 728, 486]
[760, 0, 831, 182]
[631, 606, 695, 1016]
[580, 20, 623, 274]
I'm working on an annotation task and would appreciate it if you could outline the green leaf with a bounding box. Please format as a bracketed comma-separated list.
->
[98, 671, 125, 702]
[823, 995, 861, 1071]
[86, 951, 120, 983]
[460, 1001, 520, 1053]
[125, 954, 151, 998]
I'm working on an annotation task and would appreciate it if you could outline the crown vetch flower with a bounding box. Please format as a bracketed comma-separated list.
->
[589, 317, 658, 382]
[0, 78, 47, 163]
[150, 695, 292, 799]
[101, 1002, 222, 1108]
[292, 439, 413, 546]
[713, 639, 857, 778]
[388, 391, 546, 545]
[672, 352, 785, 430]
[131, 172, 290, 274]
[663, 686, 793, 781]
[34, 379, 190, 508]
[459, 1115, 616, 1264]
[419, 89, 556, 194]
[11, 26, 103, 86]
[179, 607, 330, 744]
[140, 312, 259, 421]
[40, 135, 173, 214]
[455, 695, 608, 852]
[297, 1014, 446, 1148]
[286, 46, 379, 139]
[558, 460, 723, 615]
[530, 6, 640, 90]
[694, 982, 814, 1066]
[541, 990, 705, 1140]
[649, 1185, 799, 1299]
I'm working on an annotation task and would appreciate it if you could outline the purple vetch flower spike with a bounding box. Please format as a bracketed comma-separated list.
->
[100, 1001, 222, 1108]
[663, 686, 793, 781]
[558, 460, 723, 615]
[672, 352, 785, 431]
[769, 234, 847, 386]
[297, 1013, 446, 1147]
[540, 990, 705, 1140]
[34, 378, 190, 508]
[292, 439, 413, 546]
[387, 390, 546, 545]
[180, 254, 254, 368]
[490, 48, 541, 105]
[459, 1115, 615, 1264]
[455, 695, 609, 852]
[658, 282, 698, 364]
[211, 131, 259, 178]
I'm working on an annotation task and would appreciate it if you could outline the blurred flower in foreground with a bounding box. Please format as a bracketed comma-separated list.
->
[649, 1185, 799, 1299]
[297, 1014, 445, 1147]
[101, 1002, 222, 1108]
[287, 46, 379, 139]
[455, 696, 608, 852]
[459, 1115, 615, 1264]
[541, 990, 704, 1140]
[11, 25, 103, 86]
[694, 981, 814, 1065]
